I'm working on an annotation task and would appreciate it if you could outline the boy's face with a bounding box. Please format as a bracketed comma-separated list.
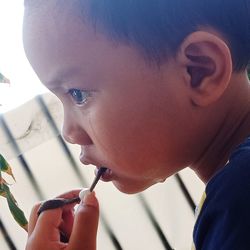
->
[23, 3, 196, 193]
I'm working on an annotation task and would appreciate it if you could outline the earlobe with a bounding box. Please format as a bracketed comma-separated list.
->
[178, 31, 233, 107]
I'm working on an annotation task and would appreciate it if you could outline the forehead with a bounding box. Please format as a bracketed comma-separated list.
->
[23, 1, 152, 89]
[24, 0, 42, 7]
[23, 1, 95, 83]
[24, 0, 78, 9]
[24, 0, 82, 24]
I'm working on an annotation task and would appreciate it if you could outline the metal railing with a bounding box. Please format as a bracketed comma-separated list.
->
[0, 93, 204, 250]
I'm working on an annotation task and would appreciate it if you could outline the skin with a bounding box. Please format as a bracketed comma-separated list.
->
[23, 3, 200, 194]
[26, 190, 99, 250]
[23, 1, 250, 249]
[23, 3, 250, 191]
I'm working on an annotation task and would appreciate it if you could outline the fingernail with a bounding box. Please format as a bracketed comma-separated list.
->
[79, 188, 90, 200]
[82, 191, 98, 207]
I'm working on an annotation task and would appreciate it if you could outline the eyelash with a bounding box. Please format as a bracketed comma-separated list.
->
[68, 88, 92, 106]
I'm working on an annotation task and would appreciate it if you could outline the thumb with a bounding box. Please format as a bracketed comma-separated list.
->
[68, 192, 99, 250]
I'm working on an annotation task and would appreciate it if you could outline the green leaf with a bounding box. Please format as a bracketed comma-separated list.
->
[0, 183, 6, 198]
[2, 184, 28, 231]
[0, 179, 7, 197]
[0, 170, 2, 189]
[0, 154, 16, 181]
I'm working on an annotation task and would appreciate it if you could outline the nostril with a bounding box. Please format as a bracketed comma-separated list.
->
[80, 133, 94, 146]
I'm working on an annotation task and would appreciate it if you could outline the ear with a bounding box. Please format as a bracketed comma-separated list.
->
[177, 31, 233, 107]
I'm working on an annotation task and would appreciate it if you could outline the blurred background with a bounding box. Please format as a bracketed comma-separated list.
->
[0, 1, 204, 249]
[0, 0, 47, 113]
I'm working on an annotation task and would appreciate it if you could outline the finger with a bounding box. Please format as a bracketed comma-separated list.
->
[34, 207, 63, 241]
[56, 189, 83, 237]
[28, 202, 42, 237]
[68, 192, 99, 250]
[60, 208, 75, 239]
[55, 189, 82, 200]
[28, 189, 82, 238]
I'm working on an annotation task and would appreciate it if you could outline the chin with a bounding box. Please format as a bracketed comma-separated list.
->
[112, 180, 154, 194]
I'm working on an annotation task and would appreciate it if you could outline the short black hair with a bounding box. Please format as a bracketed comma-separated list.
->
[82, 0, 250, 71]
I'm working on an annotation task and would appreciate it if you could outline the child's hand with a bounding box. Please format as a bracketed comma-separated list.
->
[26, 190, 99, 250]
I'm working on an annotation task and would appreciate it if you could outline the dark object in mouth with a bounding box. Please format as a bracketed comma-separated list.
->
[37, 167, 107, 216]
[89, 167, 107, 191]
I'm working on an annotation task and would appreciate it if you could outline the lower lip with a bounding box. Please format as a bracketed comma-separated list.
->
[96, 167, 113, 182]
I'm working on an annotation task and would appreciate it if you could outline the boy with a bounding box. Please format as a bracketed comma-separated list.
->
[23, 0, 250, 249]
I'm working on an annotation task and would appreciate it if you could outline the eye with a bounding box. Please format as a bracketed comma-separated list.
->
[68, 88, 91, 105]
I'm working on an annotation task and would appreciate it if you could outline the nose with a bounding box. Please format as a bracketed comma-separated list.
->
[62, 112, 93, 146]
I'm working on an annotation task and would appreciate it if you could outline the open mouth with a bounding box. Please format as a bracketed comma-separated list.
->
[79, 154, 114, 182]
[95, 167, 113, 182]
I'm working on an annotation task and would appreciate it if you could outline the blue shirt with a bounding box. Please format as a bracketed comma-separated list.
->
[193, 137, 250, 250]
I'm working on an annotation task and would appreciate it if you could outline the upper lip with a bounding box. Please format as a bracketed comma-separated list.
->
[80, 147, 108, 169]
[79, 153, 103, 168]
[80, 156, 96, 166]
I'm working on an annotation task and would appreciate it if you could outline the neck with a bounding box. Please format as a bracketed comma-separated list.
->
[191, 73, 250, 184]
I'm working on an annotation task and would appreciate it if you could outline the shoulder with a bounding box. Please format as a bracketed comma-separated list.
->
[193, 137, 250, 249]
[207, 137, 250, 201]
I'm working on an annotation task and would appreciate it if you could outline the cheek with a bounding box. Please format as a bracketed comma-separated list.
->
[86, 72, 193, 181]
[89, 97, 176, 179]
[90, 104, 142, 167]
